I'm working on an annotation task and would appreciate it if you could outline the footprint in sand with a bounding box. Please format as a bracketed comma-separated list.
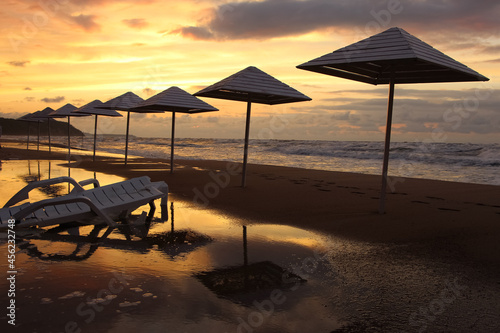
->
[426, 196, 445, 200]
[437, 207, 461, 212]
[412, 200, 430, 204]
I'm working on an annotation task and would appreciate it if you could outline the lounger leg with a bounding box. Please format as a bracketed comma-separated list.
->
[100, 226, 114, 240]
[148, 201, 156, 221]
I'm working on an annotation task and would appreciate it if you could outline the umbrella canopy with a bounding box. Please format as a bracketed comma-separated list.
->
[75, 100, 122, 161]
[297, 27, 489, 213]
[131, 86, 218, 173]
[194, 66, 311, 187]
[20, 110, 55, 151]
[98, 91, 159, 165]
[50, 103, 91, 161]
[30, 107, 59, 152]
[17, 112, 41, 150]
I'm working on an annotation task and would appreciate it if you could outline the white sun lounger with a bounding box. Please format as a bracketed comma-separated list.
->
[0, 176, 168, 230]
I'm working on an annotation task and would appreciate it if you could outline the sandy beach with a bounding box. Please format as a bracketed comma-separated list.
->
[1, 140, 500, 332]
[3, 141, 498, 246]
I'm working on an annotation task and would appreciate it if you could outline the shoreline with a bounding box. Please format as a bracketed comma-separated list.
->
[1, 142, 500, 260]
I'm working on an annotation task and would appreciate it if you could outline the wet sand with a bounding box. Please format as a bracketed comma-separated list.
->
[3, 141, 499, 251]
[1, 141, 500, 332]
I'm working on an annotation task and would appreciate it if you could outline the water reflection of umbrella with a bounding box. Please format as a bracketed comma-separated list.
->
[195, 66, 311, 187]
[75, 100, 122, 161]
[194, 225, 305, 305]
[50, 103, 91, 161]
[297, 27, 489, 213]
[97, 91, 161, 165]
[131, 87, 218, 173]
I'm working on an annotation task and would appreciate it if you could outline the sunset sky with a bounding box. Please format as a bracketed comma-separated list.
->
[1, 0, 499, 143]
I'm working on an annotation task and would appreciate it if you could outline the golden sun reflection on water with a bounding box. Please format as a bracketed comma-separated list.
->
[0, 159, 345, 333]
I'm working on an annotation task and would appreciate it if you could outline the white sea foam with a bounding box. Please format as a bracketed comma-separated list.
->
[15, 135, 499, 185]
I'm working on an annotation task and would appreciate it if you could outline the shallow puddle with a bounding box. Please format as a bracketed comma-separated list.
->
[0, 160, 344, 332]
[1, 160, 499, 332]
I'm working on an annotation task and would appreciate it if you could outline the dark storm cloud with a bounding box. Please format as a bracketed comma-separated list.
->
[172, 0, 500, 41]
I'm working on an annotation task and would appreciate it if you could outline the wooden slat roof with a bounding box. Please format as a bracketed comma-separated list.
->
[194, 66, 312, 105]
[17, 112, 41, 122]
[98, 92, 156, 112]
[30, 107, 56, 120]
[75, 100, 122, 117]
[297, 27, 489, 85]
[50, 103, 89, 117]
[131, 86, 218, 113]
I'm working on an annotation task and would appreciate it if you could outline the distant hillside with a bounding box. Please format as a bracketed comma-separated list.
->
[0, 117, 84, 136]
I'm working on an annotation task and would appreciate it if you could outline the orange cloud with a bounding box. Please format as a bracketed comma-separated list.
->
[122, 18, 149, 30]
[70, 14, 101, 32]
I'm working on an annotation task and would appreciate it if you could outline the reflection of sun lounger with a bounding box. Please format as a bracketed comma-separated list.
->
[0, 176, 168, 229]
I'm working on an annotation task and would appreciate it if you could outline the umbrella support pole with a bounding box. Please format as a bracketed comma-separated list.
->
[93, 115, 98, 162]
[27, 123, 31, 150]
[170, 112, 175, 174]
[243, 225, 248, 266]
[67, 117, 71, 164]
[48, 120, 51, 153]
[379, 79, 395, 214]
[125, 111, 130, 166]
[37, 121, 40, 151]
[241, 102, 252, 187]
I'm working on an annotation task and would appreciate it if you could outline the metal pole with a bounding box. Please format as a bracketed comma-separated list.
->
[243, 225, 248, 266]
[27, 123, 30, 150]
[241, 101, 252, 187]
[379, 78, 395, 214]
[48, 119, 51, 153]
[37, 121, 40, 151]
[170, 112, 175, 174]
[67, 117, 71, 164]
[125, 111, 131, 166]
[93, 115, 98, 162]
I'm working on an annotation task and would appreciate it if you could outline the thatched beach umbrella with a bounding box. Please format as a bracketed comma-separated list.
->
[30, 107, 60, 153]
[75, 100, 122, 161]
[297, 27, 489, 213]
[50, 103, 91, 161]
[17, 112, 40, 150]
[130, 86, 218, 173]
[195, 66, 311, 187]
[97, 91, 161, 165]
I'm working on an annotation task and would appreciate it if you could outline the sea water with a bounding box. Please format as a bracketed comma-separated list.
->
[9, 135, 500, 185]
